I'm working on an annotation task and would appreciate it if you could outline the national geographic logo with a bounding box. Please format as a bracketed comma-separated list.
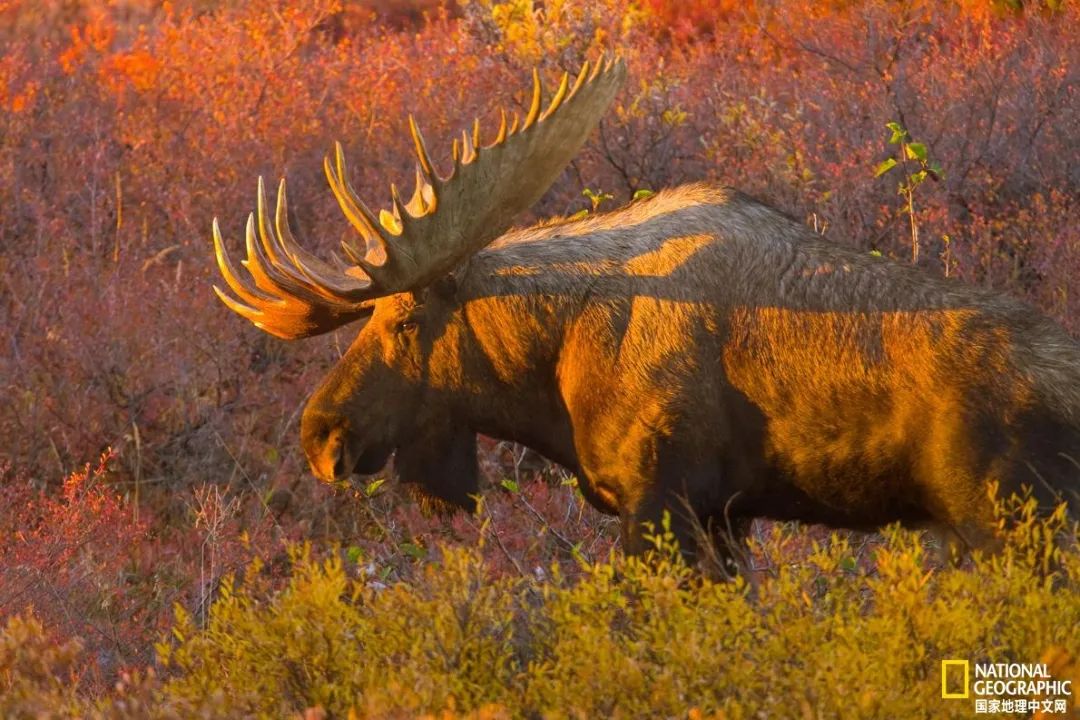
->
[942, 659, 970, 699]
[942, 659, 1073, 715]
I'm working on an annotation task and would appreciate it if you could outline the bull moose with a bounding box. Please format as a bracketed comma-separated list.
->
[211, 56, 1080, 563]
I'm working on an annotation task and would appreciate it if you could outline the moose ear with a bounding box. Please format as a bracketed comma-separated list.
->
[431, 274, 458, 300]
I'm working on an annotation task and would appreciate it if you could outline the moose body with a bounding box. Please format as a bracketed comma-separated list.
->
[213, 57, 1080, 561]
[301, 183, 1080, 556]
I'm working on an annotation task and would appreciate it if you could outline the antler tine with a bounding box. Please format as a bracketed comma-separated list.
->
[408, 115, 437, 180]
[568, 59, 591, 101]
[541, 71, 571, 121]
[243, 212, 305, 299]
[523, 68, 543, 129]
[255, 177, 283, 265]
[324, 145, 385, 240]
[212, 217, 278, 307]
[405, 166, 434, 215]
[459, 129, 477, 165]
[388, 183, 403, 221]
[272, 179, 317, 271]
[494, 109, 508, 144]
[250, 190, 335, 303]
[324, 161, 374, 263]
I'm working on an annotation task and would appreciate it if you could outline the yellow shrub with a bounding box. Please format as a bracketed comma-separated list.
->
[150, 511, 1079, 719]
[4, 513, 1078, 718]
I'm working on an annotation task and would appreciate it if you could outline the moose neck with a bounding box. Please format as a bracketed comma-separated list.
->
[425, 257, 586, 472]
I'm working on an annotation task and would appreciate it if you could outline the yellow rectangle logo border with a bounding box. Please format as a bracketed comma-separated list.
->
[941, 659, 970, 699]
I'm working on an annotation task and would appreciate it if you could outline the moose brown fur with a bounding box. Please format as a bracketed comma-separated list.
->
[213, 58, 1080, 561]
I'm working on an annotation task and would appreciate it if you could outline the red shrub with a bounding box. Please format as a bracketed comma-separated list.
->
[0, 451, 148, 682]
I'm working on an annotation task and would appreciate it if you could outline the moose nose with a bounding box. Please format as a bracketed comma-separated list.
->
[300, 417, 352, 482]
[331, 439, 352, 480]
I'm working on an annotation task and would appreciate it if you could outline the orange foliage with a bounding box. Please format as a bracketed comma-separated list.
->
[8, 81, 35, 113]
[58, 13, 116, 74]
[641, 0, 743, 40]
[102, 50, 161, 94]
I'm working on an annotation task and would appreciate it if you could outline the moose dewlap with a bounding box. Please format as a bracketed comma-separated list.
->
[211, 55, 1080, 562]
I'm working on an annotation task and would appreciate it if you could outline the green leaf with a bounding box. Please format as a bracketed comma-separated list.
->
[905, 142, 927, 161]
[886, 122, 907, 144]
[632, 188, 655, 202]
[928, 162, 945, 181]
[869, 250, 883, 257]
[874, 158, 898, 177]
[583, 187, 613, 211]
[500, 478, 520, 494]
[400, 542, 426, 561]
[364, 478, 386, 497]
[910, 170, 928, 185]
[346, 545, 364, 564]
[568, 209, 589, 221]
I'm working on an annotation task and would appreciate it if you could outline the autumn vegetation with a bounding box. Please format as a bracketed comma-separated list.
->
[1, 0, 1078, 716]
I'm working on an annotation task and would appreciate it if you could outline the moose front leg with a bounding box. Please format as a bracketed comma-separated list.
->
[620, 509, 696, 560]
[617, 483, 707, 561]
[618, 492, 753, 576]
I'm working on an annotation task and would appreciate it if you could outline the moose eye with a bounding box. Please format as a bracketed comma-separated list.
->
[397, 320, 419, 333]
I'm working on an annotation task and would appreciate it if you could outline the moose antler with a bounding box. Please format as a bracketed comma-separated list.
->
[213, 55, 626, 339]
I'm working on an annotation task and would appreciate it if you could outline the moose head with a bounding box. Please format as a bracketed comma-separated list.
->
[212, 57, 626, 512]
